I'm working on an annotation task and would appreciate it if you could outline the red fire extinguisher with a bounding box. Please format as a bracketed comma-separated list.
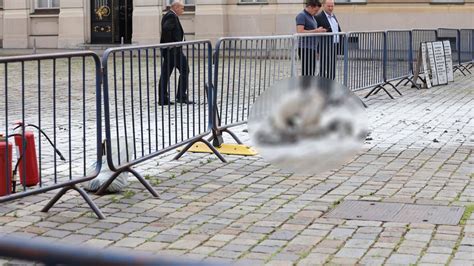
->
[0, 135, 13, 196]
[14, 130, 40, 187]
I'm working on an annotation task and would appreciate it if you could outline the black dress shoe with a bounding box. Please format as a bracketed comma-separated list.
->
[158, 101, 174, 106]
[176, 99, 195, 104]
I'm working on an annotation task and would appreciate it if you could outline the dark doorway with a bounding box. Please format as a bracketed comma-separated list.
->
[91, 0, 133, 44]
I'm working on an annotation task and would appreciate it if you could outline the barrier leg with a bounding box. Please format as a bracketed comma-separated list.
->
[385, 82, 403, 96]
[395, 77, 417, 89]
[42, 185, 105, 219]
[174, 138, 227, 163]
[128, 168, 159, 198]
[364, 85, 381, 98]
[208, 128, 243, 145]
[221, 128, 243, 145]
[456, 65, 471, 74]
[402, 76, 422, 90]
[96, 168, 159, 198]
[453, 66, 467, 76]
[95, 170, 121, 195]
[366, 85, 394, 99]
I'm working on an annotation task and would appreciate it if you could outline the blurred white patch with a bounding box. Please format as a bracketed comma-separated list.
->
[248, 77, 367, 174]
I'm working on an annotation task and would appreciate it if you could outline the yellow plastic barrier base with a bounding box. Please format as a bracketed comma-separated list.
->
[184, 143, 258, 156]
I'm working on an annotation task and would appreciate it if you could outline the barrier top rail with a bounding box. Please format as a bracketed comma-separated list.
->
[0, 51, 102, 63]
[102, 39, 213, 57]
[294, 32, 347, 37]
[216, 35, 295, 42]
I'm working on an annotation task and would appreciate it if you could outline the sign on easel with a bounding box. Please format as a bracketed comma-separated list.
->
[420, 43, 432, 88]
[433, 41, 448, 85]
[443, 40, 454, 82]
[414, 41, 455, 89]
[426, 42, 439, 86]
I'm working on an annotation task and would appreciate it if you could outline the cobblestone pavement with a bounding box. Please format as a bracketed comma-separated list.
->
[1, 72, 473, 265]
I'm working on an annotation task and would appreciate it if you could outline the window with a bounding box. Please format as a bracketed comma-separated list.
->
[239, 0, 268, 3]
[36, 0, 60, 9]
[0, 0, 3, 9]
[431, 0, 463, 2]
[335, 0, 366, 2]
[166, 0, 195, 6]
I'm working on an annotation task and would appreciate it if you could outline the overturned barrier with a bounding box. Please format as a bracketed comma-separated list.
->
[0, 52, 104, 218]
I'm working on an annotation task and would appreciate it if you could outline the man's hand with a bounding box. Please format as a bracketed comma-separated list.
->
[313, 27, 327, 33]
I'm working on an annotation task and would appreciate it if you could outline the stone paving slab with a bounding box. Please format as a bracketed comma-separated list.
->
[0, 73, 473, 265]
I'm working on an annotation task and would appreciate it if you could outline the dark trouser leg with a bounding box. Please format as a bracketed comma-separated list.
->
[299, 48, 317, 76]
[176, 52, 190, 100]
[319, 42, 337, 80]
[158, 50, 176, 103]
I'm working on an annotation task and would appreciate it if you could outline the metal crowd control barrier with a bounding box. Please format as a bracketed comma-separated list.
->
[344, 31, 399, 98]
[0, 52, 104, 218]
[383, 30, 420, 90]
[0, 235, 217, 265]
[437, 28, 470, 75]
[99, 40, 217, 195]
[211, 35, 295, 147]
[459, 29, 474, 68]
[295, 32, 347, 83]
[459, 29, 473, 72]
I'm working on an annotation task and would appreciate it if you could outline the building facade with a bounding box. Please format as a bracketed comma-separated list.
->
[0, 0, 472, 49]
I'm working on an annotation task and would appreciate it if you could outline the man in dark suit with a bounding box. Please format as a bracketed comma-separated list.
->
[315, 0, 342, 80]
[159, 0, 192, 105]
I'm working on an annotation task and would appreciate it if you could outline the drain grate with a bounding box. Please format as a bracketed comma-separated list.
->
[325, 200, 465, 225]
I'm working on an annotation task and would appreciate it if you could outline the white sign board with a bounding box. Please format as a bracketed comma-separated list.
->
[432, 41, 448, 85]
[442, 40, 454, 82]
[426, 43, 438, 86]
[420, 43, 432, 88]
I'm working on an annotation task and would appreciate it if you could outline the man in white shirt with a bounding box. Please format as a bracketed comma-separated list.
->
[315, 0, 342, 80]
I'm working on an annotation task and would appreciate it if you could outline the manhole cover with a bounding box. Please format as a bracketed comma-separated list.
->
[324, 200, 465, 225]
[325, 200, 404, 221]
[392, 204, 464, 225]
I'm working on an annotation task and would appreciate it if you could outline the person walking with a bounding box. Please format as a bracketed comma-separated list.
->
[159, 0, 193, 105]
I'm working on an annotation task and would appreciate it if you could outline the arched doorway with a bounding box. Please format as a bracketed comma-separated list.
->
[91, 0, 133, 44]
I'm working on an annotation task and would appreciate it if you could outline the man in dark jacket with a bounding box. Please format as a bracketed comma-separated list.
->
[159, 0, 192, 105]
[296, 0, 326, 76]
[315, 0, 342, 80]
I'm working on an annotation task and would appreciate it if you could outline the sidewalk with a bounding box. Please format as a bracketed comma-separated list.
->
[0, 73, 473, 265]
